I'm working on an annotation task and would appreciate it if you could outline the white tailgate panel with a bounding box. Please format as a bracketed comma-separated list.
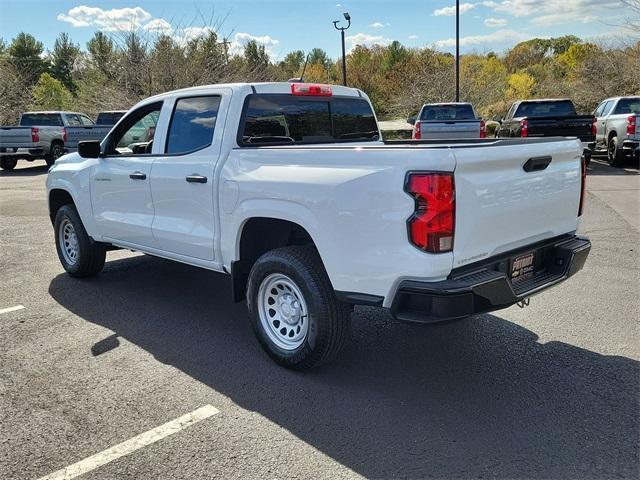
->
[452, 139, 581, 268]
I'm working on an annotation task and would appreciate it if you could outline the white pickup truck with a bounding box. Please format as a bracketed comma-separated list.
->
[46, 82, 591, 369]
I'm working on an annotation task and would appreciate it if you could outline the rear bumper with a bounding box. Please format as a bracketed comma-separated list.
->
[622, 140, 639, 159]
[390, 235, 591, 323]
[0, 147, 44, 159]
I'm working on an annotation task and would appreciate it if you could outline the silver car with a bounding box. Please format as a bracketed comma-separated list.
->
[592, 96, 640, 166]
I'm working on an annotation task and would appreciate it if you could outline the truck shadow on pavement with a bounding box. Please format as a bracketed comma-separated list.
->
[0, 163, 49, 176]
[48, 254, 639, 479]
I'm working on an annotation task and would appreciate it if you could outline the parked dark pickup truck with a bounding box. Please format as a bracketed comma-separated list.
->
[496, 99, 594, 164]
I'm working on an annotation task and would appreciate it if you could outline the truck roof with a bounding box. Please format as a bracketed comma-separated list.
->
[422, 102, 473, 106]
[22, 111, 88, 115]
[516, 99, 573, 103]
[144, 82, 364, 102]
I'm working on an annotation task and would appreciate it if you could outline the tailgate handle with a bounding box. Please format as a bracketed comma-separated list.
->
[523, 156, 552, 172]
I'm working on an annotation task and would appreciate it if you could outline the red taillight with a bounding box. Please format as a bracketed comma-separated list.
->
[627, 115, 637, 136]
[405, 173, 455, 253]
[290, 83, 332, 96]
[413, 121, 421, 140]
[62, 127, 67, 143]
[479, 119, 486, 138]
[578, 155, 586, 217]
[520, 119, 528, 137]
[31, 127, 39, 143]
[591, 116, 597, 136]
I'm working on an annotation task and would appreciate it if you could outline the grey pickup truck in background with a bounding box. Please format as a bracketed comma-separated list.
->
[0, 111, 112, 170]
[407, 103, 486, 139]
[590, 96, 640, 166]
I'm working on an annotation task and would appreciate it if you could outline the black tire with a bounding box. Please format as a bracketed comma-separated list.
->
[54, 204, 106, 277]
[0, 157, 17, 171]
[246, 245, 351, 370]
[607, 135, 625, 167]
[45, 141, 64, 166]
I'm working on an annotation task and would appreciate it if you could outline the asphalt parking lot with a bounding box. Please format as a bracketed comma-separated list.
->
[0, 157, 638, 479]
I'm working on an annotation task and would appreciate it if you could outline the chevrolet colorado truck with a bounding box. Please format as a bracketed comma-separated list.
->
[0, 111, 111, 170]
[590, 96, 640, 166]
[408, 102, 486, 139]
[46, 82, 591, 369]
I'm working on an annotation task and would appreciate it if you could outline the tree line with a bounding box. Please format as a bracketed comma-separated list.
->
[0, 28, 638, 125]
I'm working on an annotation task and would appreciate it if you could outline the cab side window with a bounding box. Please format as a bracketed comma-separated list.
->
[165, 96, 221, 154]
[106, 102, 162, 155]
[601, 101, 614, 116]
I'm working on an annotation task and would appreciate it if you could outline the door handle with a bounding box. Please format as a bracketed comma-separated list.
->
[186, 174, 207, 184]
[523, 155, 552, 172]
[129, 171, 147, 180]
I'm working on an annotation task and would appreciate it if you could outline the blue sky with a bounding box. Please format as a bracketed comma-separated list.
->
[0, 0, 628, 60]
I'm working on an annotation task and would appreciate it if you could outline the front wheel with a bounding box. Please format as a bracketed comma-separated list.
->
[247, 246, 351, 370]
[54, 204, 106, 277]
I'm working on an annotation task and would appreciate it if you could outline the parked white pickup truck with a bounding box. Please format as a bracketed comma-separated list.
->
[46, 82, 591, 369]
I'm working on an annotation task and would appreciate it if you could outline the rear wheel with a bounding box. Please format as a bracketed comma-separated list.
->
[54, 204, 106, 277]
[607, 135, 625, 167]
[247, 245, 351, 370]
[45, 141, 64, 166]
[0, 158, 17, 171]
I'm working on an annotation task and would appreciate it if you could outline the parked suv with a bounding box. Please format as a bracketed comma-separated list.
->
[591, 96, 640, 166]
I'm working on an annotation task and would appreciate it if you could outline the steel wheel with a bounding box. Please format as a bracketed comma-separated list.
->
[59, 218, 79, 265]
[257, 273, 309, 351]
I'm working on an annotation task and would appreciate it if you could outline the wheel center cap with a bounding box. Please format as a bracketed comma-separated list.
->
[279, 294, 300, 325]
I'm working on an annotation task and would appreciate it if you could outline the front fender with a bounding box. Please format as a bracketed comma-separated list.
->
[46, 158, 99, 238]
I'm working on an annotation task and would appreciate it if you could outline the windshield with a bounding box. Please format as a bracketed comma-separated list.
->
[240, 94, 379, 145]
[419, 104, 475, 121]
[514, 101, 577, 117]
[20, 113, 63, 126]
[96, 112, 126, 125]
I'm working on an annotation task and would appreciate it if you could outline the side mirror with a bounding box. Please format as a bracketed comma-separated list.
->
[492, 115, 502, 123]
[78, 140, 102, 159]
[407, 116, 416, 125]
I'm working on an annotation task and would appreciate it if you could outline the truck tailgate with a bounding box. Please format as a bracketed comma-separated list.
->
[526, 116, 594, 141]
[419, 120, 480, 139]
[0, 127, 32, 149]
[452, 138, 581, 268]
[65, 126, 112, 150]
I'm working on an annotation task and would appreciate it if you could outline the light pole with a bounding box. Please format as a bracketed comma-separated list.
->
[333, 12, 351, 86]
[455, 0, 460, 102]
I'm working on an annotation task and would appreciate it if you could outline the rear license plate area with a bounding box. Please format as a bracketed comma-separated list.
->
[510, 252, 535, 280]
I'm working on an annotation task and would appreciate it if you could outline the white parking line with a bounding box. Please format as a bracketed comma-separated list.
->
[37, 404, 220, 480]
[0, 305, 25, 315]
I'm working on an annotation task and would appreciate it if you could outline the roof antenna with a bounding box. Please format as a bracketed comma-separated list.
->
[288, 53, 310, 83]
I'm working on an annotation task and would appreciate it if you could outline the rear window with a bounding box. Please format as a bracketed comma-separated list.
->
[613, 98, 640, 115]
[96, 112, 125, 125]
[514, 101, 577, 117]
[420, 104, 475, 121]
[239, 94, 378, 146]
[20, 113, 63, 126]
